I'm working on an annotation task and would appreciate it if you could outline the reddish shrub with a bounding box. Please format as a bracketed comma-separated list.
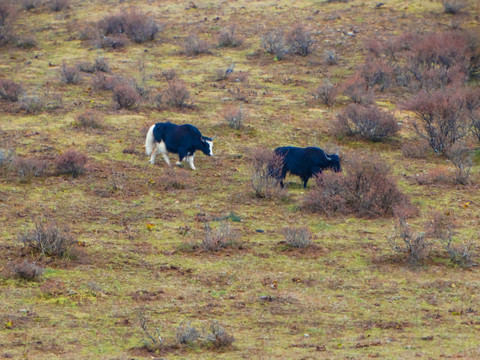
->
[334, 104, 399, 142]
[283, 227, 313, 248]
[112, 84, 141, 110]
[286, 25, 314, 56]
[94, 34, 128, 49]
[401, 141, 429, 159]
[161, 69, 177, 81]
[359, 57, 394, 91]
[158, 167, 192, 190]
[404, 87, 471, 154]
[342, 74, 374, 104]
[75, 110, 102, 129]
[446, 143, 473, 185]
[55, 150, 87, 177]
[414, 167, 451, 185]
[184, 34, 210, 56]
[0, 79, 23, 102]
[261, 29, 287, 60]
[218, 26, 243, 48]
[388, 218, 432, 265]
[92, 72, 117, 91]
[162, 80, 191, 108]
[302, 155, 416, 218]
[10, 260, 44, 281]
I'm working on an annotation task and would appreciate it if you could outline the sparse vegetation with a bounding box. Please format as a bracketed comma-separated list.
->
[261, 29, 287, 60]
[201, 222, 239, 252]
[13, 157, 49, 182]
[162, 79, 191, 108]
[442, 0, 468, 15]
[286, 25, 314, 56]
[221, 105, 246, 129]
[250, 147, 285, 199]
[0, 79, 23, 102]
[218, 26, 243, 48]
[10, 260, 44, 281]
[312, 81, 338, 107]
[112, 83, 141, 110]
[184, 34, 210, 56]
[59, 61, 81, 84]
[283, 226, 312, 248]
[74, 110, 103, 129]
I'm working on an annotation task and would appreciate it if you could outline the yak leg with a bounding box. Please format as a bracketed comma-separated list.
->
[187, 154, 196, 170]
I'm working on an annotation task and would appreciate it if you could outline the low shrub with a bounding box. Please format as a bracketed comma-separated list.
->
[261, 29, 287, 60]
[22, 0, 39, 10]
[157, 167, 192, 190]
[55, 150, 87, 177]
[205, 321, 235, 349]
[218, 26, 243, 48]
[312, 81, 338, 107]
[49, 0, 69, 12]
[401, 141, 429, 159]
[442, 0, 468, 14]
[78, 57, 110, 73]
[92, 72, 117, 91]
[161, 69, 177, 81]
[14, 157, 49, 182]
[94, 34, 128, 49]
[112, 83, 141, 110]
[0, 2, 14, 46]
[0, 148, 13, 175]
[74, 110, 102, 129]
[250, 147, 285, 199]
[359, 57, 394, 91]
[184, 34, 210, 56]
[221, 105, 246, 129]
[19, 219, 76, 258]
[286, 25, 314, 56]
[98, 9, 160, 44]
[19, 93, 47, 114]
[283, 227, 312, 248]
[414, 167, 451, 186]
[404, 87, 471, 154]
[0, 2, 14, 27]
[302, 155, 416, 218]
[162, 80, 191, 108]
[334, 104, 399, 141]
[15, 37, 36, 49]
[201, 222, 239, 252]
[324, 50, 338, 65]
[388, 218, 432, 265]
[0, 79, 23, 102]
[176, 321, 200, 346]
[59, 60, 81, 84]
[342, 74, 374, 104]
[11, 260, 44, 281]
[446, 143, 473, 185]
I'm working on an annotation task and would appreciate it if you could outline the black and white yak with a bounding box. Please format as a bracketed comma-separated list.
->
[273, 146, 341, 188]
[145, 122, 213, 170]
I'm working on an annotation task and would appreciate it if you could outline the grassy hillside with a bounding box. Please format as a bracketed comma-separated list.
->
[1, 0, 480, 358]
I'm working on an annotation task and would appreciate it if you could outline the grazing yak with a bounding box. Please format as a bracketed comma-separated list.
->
[145, 122, 213, 170]
[273, 146, 341, 188]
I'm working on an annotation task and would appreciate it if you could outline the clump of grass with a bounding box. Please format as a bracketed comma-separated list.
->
[59, 60, 81, 84]
[0, 79, 23, 102]
[205, 321, 235, 349]
[184, 34, 210, 56]
[19, 93, 47, 114]
[10, 260, 44, 281]
[283, 227, 313, 248]
[55, 150, 87, 177]
[19, 218, 76, 259]
[218, 26, 243, 48]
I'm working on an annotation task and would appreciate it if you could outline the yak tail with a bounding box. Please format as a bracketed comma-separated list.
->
[145, 125, 156, 155]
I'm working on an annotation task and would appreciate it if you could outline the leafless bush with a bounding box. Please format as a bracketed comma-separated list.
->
[302, 155, 416, 218]
[0, 79, 23, 102]
[162, 80, 191, 108]
[22, 0, 39, 10]
[227, 87, 249, 102]
[161, 69, 177, 81]
[414, 167, 452, 185]
[184, 34, 210, 56]
[261, 29, 287, 60]
[78, 57, 110, 73]
[59, 61, 81, 84]
[176, 321, 200, 346]
[427, 213, 476, 267]
[205, 321, 235, 349]
[342, 74, 374, 104]
[401, 141, 429, 159]
[250, 147, 285, 199]
[14, 157, 49, 182]
[19, 219, 76, 258]
[55, 150, 87, 177]
[446, 143, 472, 185]
[15, 37, 36, 49]
[312, 81, 338, 107]
[388, 218, 432, 265]
[218, 26, 243, 48]
[0, 2, 14, 27]
[443, 0, 468, 14]
[49, 0, 69, 12]
[94, 34, 128, 49]
[404, 87, 471, 154]
[11, 260, 44, 281]
[158, 167, 192, 190]
[92, 72, 117, 91]
[334, 104, 399, 141]
[283, 227, 312, 248]
[359, 57, 394, 91]
[0, 2, 14, 46]
[98, 9, 160, 44]
[139, 313, 165, 352]
[201, 222, 239, 252]
[286, 25, 314, 56]
[221, 105, 246, 129]
[112, 83, 141, 110]
[0, 149, 13, 175]
[74, 110, 103, 129]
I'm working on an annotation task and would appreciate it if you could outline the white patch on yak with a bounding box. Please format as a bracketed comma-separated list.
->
[188, 154, 196, 170]
[206, 140, 213, 156]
